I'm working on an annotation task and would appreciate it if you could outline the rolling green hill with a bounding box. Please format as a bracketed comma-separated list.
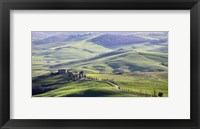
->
[33, 72, 167, 97]
[32, 32, 168, 97]
[32, 40, 113, 77]
[32, 44, 168, 76]
[49, 49, 168, 74]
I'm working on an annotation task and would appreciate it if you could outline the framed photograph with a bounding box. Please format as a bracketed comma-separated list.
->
[0, 0, 200, 129]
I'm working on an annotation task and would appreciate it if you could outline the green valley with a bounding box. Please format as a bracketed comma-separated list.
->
[32, 31, 168, 97]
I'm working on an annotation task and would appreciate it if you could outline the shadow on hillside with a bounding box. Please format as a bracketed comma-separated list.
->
[64, 89, 116, 97]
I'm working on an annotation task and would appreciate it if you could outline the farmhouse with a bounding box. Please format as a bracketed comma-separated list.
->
[51, 69, 85, 81]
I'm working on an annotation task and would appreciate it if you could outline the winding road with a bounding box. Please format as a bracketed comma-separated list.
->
[105, 81, 120, 90]
[104, 81, 151, 97]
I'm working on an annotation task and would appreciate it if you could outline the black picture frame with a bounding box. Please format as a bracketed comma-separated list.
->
[0, 0, 200, 129]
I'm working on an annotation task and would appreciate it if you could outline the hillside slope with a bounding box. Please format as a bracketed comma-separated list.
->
[50, 49, 168, 73]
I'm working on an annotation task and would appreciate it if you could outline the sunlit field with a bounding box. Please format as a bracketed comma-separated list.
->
[32, 31, 168, 97]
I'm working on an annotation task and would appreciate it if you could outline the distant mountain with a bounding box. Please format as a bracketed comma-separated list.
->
[32, 31, 168, 39]
[32, 34, 93, 50]
[33, 34, 91, 45]
[32, 32, 168, 48]
[32, 32, 93, 39]
[88, 34, 150, 49]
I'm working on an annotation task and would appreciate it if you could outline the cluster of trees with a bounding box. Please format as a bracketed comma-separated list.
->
[87, 76, 99, 81]
[87, 76, 117, 85]
[102, 79, 116, 84]
[152, 89, 163, 97]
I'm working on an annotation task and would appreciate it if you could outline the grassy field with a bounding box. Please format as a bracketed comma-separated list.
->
[86, 73, 168, 97]
[34, 80, 138, 97]
[32, 41, 168, 77]
[33, 72, 167, 97]
[32, 32, 168, 97]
